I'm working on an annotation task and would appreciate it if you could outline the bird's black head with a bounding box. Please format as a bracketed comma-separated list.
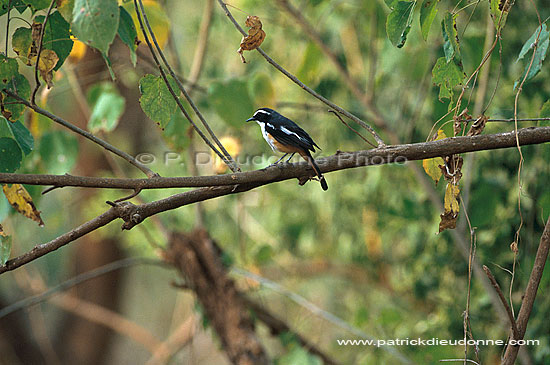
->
[246, 107, 278, 123]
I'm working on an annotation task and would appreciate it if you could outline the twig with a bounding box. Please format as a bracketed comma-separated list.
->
[482, 265, 520, 340]
[328, 110, 375, 147]
[502, 217, 550, 364]
[134, 0, 240, 173]
[4, 0, 12, 56]
[31, 0, 56, 105]
[215, 0, 385, 147]
[3, 90, 158, 178]
[146, 316, 196, 365]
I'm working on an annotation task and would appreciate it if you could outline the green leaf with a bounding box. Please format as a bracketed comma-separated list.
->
[71, 0, 120, 55]
[87, 82, 125, 133]
[278, 346, 322, 365]
[489, 0, 510, 30]
[0, 234, 12, 265]
[22, 0, 50, 11]
[1, 73, 31, 122]
[514, 24, 550, 89]
[441, 12, 461, 62]
[139, 74, 179, 129]
[0, 137, 22, 173]
[38, 131, 79, 174]
[420, 0, 439, 41]
[12, 27, 32, 63]
[57, 0, 75, 23]
[386, 1, 415, 48]
[541, 100, 550, 118]
[0, 55, 19, 86]
[432, 57, 464, 101]
[163, 111, 191, 152]
[35, 11, 74, 71]
[0, 0, 28, 16]
[8, 120, 33, 156]
[118, 6, 138, 66]
[208, 79, 254, 128]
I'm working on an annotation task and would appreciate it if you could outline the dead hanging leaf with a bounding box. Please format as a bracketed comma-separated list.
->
[454, 108, 471, 136]
[440, 155, 463, 184]
[467, 115, 488, 136]
[30, 49, 59, 88]
[422, 129, 447, 184]
[2, 184, 45, 227]
[439, 183, 460, 233]
[237, 15, 266, 63]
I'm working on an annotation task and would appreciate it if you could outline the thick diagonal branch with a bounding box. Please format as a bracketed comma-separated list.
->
[501, 217, 550, 364]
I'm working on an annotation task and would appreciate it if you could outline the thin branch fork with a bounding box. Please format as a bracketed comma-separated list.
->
[215, 0, 385, 148]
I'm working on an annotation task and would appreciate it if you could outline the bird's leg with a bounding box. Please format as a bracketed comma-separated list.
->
[285, 153, 295, 163]
[269, 153, 288, 166]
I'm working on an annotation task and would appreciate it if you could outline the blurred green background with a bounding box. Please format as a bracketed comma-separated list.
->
[1, 0, 549, 363]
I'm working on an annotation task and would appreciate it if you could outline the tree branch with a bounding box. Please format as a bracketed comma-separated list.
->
[1, 126, 549, 190]
[3, 90, 158, 178]
[502, 217, 550, 364]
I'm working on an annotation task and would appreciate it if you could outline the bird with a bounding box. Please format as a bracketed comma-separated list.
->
[246, 108, 328, 191]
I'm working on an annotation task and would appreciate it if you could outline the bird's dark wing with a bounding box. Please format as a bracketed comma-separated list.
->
[265, 118, 320, 152]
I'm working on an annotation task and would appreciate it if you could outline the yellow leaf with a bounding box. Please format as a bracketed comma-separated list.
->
[2, 184, 45, 227]
[212, 136, 241, 174]
[30, 49, 59, 89]
[444, 183, 460, 214]
[422, 129, 447, 184]
[122, 0, 170, 49]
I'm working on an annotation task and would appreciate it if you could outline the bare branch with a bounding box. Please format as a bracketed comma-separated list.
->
[215, 0, 386, 147]
[482, 265, 520, 340]
[3, 90, 158, 178]
[502, 217, 550, 364]
[31, 0, 55, 104]
[1, 126, 549, 190]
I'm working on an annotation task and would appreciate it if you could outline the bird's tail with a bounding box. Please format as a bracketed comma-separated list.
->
[302, 152, 328, 191]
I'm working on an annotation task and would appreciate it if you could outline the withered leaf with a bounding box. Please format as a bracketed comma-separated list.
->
[2, 184, 45, 227]
[467, 115, 488, 136]
[30, 49, 59, 88]
[237, 16, 266, 63]
[439, 182, 460, 233]
[422, 129, 446, 184]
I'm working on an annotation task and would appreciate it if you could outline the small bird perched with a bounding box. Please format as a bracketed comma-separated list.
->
[246, 108, 328, 191]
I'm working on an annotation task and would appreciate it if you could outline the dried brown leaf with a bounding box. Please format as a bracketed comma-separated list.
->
[237, 16, 266, 63]
[466, 115, 488, 136]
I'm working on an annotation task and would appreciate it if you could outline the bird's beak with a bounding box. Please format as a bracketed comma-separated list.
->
[245, 117, 255, 122]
